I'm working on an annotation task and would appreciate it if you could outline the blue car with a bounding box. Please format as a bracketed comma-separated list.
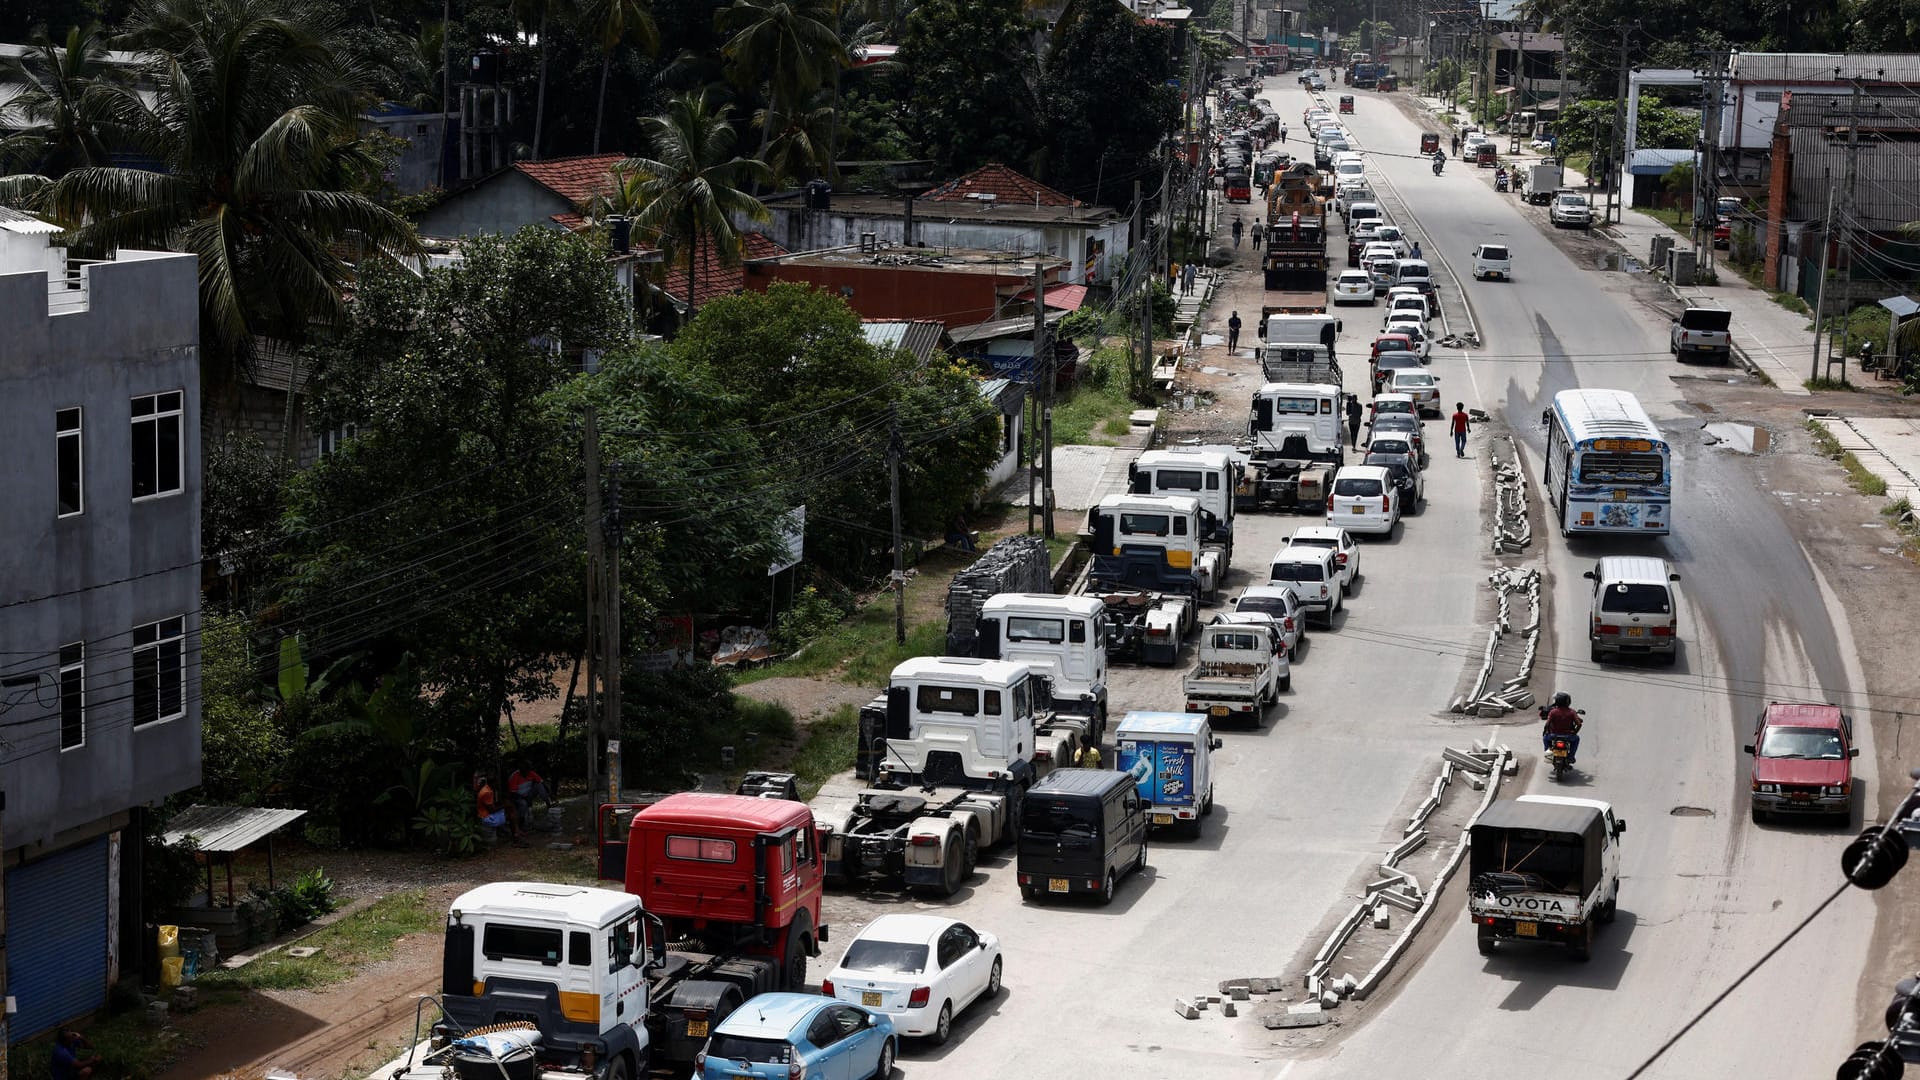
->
[696, 992, 897, 1080]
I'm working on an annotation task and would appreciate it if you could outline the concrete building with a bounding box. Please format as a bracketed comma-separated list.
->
[412, 153, 626, 238]
[757, 165, 1128, 289]
[0, 208, 203, 1043]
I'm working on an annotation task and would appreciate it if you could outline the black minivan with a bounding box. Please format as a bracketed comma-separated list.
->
[1016, 769, 1149, 905]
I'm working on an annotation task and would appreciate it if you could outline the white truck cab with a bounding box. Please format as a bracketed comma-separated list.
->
[1250, 382, 1345, 456]
[975, 593, 1109, 736]
[1129, 449, 1240, 556]
[882, 657, 1046, 786]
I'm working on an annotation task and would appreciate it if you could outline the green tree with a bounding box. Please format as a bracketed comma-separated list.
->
[43, 0, 420, 391]
[578, 0, 660, 153]
[197, 610, 289, 804]
[899, 0, 1039, 176]
[284, 227, 630, 754]
[0, 21, 114, 176]
[619, 90, 770, 320]
[1035, 0, 1178, 202]
[715, 0, 845, 161]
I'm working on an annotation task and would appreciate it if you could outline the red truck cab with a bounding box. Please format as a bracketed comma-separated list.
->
[1744, 703, 1858, 824]
[627, 792, 829, 978]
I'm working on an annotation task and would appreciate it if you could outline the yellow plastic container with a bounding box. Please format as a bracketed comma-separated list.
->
[161, 956, 184, 988]
[157, 924, 180, 960]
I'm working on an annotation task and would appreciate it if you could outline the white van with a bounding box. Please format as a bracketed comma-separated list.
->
[1267, 544, 1342, 624]
[1114, 712, 1221, 835]
[1582, 557, 1681, 664]
[1326, 464, 1400, 537]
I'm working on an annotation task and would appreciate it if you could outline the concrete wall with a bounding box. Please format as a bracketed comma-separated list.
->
[365, 110, 456, 195]
[763, 207, 1129, 286]
[0, 250, 204, 854]
[414, 171, 571, 237]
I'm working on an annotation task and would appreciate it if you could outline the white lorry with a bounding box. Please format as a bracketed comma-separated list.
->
[1114, 712, 1221, 835]
[1181, 616, 1290, 720]
[1525, 163, 1562, 205]
[1262, 312, 1343, 362]
[1085, 493, 1225, 603]
[972, 592, 1110, 746]
[1128, 448, 1241, 566]
[1243, 382, 1346, 513]
[1467, 795, 1626, 962]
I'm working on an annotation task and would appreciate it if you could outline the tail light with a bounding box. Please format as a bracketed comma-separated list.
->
[694, 1052, 706, 1072]
[1327, 494, 1335, 512]
[909, 986, 932, 1007]
[1381, 496, 1390, 512]
[1551, 738, 1569, 750]
[822, 979, 835, 996]
[1597, 624, 1620, 635]
[910, 833, 940, 847]
[789, 1063, 805, 1080]
[1034, 748, 1052, 762]
[1336, 552, 1349, 565]
[1652, 626, 1674, 637]
[1284, 617, 1295, 632]
[1186, 702, 1200, 711]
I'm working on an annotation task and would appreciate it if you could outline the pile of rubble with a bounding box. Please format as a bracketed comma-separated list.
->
[1491, 435, 1531, 553]
[1453, 567, 1541, 717]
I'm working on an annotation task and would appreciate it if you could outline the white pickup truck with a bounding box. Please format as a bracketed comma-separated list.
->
[1181, 617, 1289, 723]
[1669, 306, 1732, 362]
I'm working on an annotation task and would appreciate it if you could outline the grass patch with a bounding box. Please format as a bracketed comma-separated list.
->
[1807, 418, 1843, 456]
[1644, 206, 1692, 235]
[7, 1000, 189, 1080]
[1053, 379, 1137, 446]
[1803, 377, 1858, 392]
[1772, 290, 1812, 315]
[193, 891, 436, 993]
[745, 606, 946, 686]
[1845, 454, 1889, 496]
[789, 704, 859, 798]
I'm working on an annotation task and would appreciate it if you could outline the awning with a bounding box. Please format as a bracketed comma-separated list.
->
[1879, 295, 1920, 320]
[1015, 284, 1088, 312]
[163, 805, 308, 852]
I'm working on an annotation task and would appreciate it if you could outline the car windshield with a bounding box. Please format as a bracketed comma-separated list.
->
[1288, 536, 1335, 550]
[840, 939, 930, 974]
[1269, 561, 1325, 581]
[1376, 339, 1410, 353]
[1375, 227, 1402, 240]
[1374, 400, 1414, 414]
[1021, 797, 1099, 842]
[1365, 457, 1411, 479]
[1758, 726, 1847, 760]
[707, 1035, 793, 1064]
[1341, 273, 1370, 284]
[1480, 245, 1510, 260]
[1600, 583, 1671, 614]
[1334, 477, 1384, 496]
[1390, 325, 1425, 342]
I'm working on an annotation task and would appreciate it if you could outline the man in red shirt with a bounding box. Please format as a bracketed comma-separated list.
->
[1450, 402, 1471, 457]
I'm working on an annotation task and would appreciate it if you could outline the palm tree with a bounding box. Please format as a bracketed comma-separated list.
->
[47, 0, 420, 390]
[758, 101, 836, 183]
[619, 91, 771, 321]
[578, 0, 660, 153]
[0, 22, 115, 176]
[516, 0, 571, 160]
[715, 0, 845, 162]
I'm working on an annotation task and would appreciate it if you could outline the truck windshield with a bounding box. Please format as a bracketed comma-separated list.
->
[1006, 616, 1065, 643]
[1758, 726, 1847, 759]
[706, 1035, 792, 1064]
[1153, 469, 1205, 491]
[840, 939, 930, 974]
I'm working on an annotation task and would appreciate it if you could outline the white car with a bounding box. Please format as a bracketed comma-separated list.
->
[1551, 191, 1593, 229]
[1284, 526, 1361, 594]
[1334, 160, 1365, 184]
[1385, 317, 1431, 360]
[1327, 464, 1401, 537]
[1333, 183, 1373, 216]
[824, 914, 1002, 1045]
[1389, 369, 1443, 416]
[1267, 544, 1342, 625]
[1232, 585, 1307, 659]
[1472, 242, 1512, 280]
[1362, 241, 1400, 269]
[1333, 270, 1375, 304]
[1385, 285, 1434, 321]
[1383, 293, 1430, 328]
[1371, 224, 1410, 254]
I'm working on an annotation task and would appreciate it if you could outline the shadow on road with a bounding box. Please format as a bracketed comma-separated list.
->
[1487, 908, 1639, 1008]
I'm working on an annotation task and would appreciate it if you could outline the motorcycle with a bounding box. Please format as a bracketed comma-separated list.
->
[1538, 705, 1587, 781]
[1432, 157, 1445, 176]
[1494, 169, 1510, 193]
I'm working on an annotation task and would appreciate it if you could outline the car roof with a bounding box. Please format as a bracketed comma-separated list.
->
[1238, 585, 1300, 602]
[1594, 555, 1673, 584]
[1338, 463, 1392, 477]
[1375, 333, 1412, 343]
[1290, 525, 1349, 540]
[714, 992, 831, 1036]
[852, 912, 957, 944]
[1391, 371, 1435, 381]
[1270, 544, 1334, 564]
[1339, 270, 1371, 280]
[1374, 393, 1415, 404]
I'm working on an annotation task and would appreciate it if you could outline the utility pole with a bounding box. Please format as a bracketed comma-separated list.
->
[1606, 24, 1634, 224]
[582, 407, 604, 803]
[1838, 77, 1867, 369]
[887, 412, 906, 645]
[1141, 226, 1156, 396]
[1811, 174, 1836, 383]
[1034, 263, 1055, 539]
[603, 460, 621, 803]
[1478, 0, 1492, 121]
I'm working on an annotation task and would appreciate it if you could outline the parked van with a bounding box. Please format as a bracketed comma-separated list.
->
[1113, 712, 1221, 836]
[1582, 556, 1681, 664]
[1016, 769, 1149, 905]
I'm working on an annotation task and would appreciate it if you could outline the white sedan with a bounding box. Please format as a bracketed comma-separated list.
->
[823, 914, 1002, 1046]
[1332, 270, 1375, 304]
[1284, 525, 1361, 594]
[1385, 316, 1432, 360]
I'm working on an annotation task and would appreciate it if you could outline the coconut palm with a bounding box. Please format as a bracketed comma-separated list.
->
[46, 0, 420, 389]
[578, 0, 660, 153]
[758, 101, 836, 184]
[0, 22, 116, 176]
[619, 91, 771, 320]
[715, 0, 845, 160]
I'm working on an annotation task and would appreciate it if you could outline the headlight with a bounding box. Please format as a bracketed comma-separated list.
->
[1756, 783, 1780, 794]
[1825, 784, 1850, 796]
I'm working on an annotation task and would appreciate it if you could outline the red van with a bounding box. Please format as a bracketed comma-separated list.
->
[1744, 703, 1858, 824]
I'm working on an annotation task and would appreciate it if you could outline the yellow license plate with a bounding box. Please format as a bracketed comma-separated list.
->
[1210, 706, 1230, 717]
[1049, 877, 1070, 893]
[687, 1019, 709, 1037]
[1153, 813, 1174, 825]
[862, 991, 882, 1007]
[1515, 921, 1538, 938]
[1626, 627, 1644, 637]
[1351, 504, 1367, 513]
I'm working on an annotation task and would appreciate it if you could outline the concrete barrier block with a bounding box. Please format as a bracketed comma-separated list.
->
[1194, 996, 1209, 1010]
[1476, 703, 1509, 718]
[1470, 775, 1486, 790]
[1319, 990, 1341, 1009]
[1265, 1003, 1328, 1029]
[1223, 1001, 1238, 1017]
[1230, 986, 1250, 1000]
[1372, 909, 1391, 929]
[1176, 998, 1200, 1019]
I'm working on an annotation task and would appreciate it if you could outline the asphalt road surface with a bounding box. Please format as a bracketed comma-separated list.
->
[803, 75, 1883, 1080]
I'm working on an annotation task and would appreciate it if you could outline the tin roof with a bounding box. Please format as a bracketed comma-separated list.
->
[862, 319, 948, 364]
[161, 805, 308, 853]
[1730, 51, 1920, 84]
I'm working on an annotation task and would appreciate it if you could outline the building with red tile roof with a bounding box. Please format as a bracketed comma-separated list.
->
[413, 153, 627, 238]
[656, 232, 789, 312]
[921, 163, 1080, 207]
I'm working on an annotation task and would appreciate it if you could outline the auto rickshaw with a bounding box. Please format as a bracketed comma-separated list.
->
[1420, 132, 1440, 155]
[1474, 142, 1498, 167]
[1338, 95, 1355, 114]
[1377, 75, 1398, 91]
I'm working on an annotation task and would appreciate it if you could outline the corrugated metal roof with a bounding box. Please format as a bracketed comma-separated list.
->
[0, 207, 61, 235]
[1731, 52, 1920, 84]
[162, 805, 308, 853]
[1630, 149, 1695, 173]
[861, 319, 947, 364]
[1785, 95, 1920, 226]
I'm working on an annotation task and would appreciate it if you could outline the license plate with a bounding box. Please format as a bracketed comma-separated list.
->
[1351, 504, 1367, 513]
[862, 991, 883, 1007]
[1626, 627, 1644, 637]
[687, 1019, 709, 1037]
[1790, 793, 1812, 802]
[1515, 921, 1538, 938]
[1210, 706, 1230, 717]
[1153, 813, 1174, 826]
[1049, 877, 1070, 893]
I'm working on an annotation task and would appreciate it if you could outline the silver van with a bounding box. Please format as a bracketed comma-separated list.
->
[1582, 557, 1681, 664]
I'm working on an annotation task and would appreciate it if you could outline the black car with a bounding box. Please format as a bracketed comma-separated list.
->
[1016, 769, 1149, 906]
[1364, 452, 1425, 512]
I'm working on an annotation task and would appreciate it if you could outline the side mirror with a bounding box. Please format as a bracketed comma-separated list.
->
[1582, 570, 1596, 580]
[1669, 573, 1682, 582]
[866, 1012, 880, 1027]
[1614, 819, 1627, 834]
[1742, 744, 1755, 755]
[1851, 747, 1861, 758]
[631, 947, 647, 968]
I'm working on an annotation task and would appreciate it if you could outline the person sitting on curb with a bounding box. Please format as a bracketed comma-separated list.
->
[473, 771, 522, 841]
[52, 1031, 102, 1080]
[507, 760, 555, 833]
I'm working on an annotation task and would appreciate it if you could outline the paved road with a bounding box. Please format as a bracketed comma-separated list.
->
[1269, 80, 1880, 1079]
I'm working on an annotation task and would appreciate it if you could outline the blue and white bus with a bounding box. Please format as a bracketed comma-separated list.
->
[1543, 389, 1671, 536]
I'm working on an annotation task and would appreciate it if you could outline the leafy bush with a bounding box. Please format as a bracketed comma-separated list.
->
[413, 788, 488, 857]
[774, 585, 852, 649]
[143, 814, 202, 911]
[1056, 305, 1105, 344]
[284, 718, 409, 847]
[266, 868, 338, 931]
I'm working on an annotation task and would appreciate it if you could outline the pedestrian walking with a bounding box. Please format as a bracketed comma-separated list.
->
[1232, 218, 1244, 247]
[1346, 394, 1363, 448]
[1077, 739, 1102, 769]
[1450, 132, 1461, 156]
[1171, 260, 1183, 294]
[1450, 402, 1472, 457]
[1252, 222, 1265, 248]
[1410, 240, 1422, 260]
[1183, 262, 1198, 295]
[1227, 311, 1243, 352]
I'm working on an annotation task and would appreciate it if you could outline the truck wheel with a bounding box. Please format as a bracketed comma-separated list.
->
[1600, 889, 1619, 924]
[1021, 884, 1039, 902]
[607, 1054, 631, 1080]
[1201, 788, 1215, 817]
[1279, 675, 1292, 693]
[1570, 922, 1593, 962]
[962, 824, 979, 876]
[784, 925, 810, 989]
[1476, 928, 1495, 956]
[931, 838, 965, 897]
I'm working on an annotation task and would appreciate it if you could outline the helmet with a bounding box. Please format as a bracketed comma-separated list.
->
[1552, 692, 1572, 707]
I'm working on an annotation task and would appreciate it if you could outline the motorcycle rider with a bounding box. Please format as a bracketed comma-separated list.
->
[1541, 692, 1583, 763]
[1431, 150, 1446, 175]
